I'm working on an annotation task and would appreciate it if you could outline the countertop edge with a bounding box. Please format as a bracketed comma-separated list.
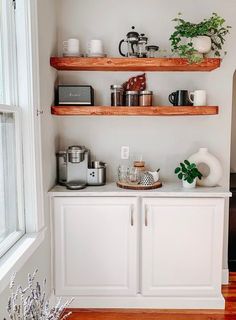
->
[48, 183, 231, 198]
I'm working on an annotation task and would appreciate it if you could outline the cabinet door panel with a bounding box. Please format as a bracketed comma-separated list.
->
[54, 197, 137, 296]
[142, 198, 224, 297]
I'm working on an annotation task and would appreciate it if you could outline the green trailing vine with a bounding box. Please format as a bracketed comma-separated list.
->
[170, 13, 231, 63]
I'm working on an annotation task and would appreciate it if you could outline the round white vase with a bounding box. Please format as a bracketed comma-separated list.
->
[192, 36, 212, 54]
[182, 178, 196, 189]
[188, 148, 222, 187]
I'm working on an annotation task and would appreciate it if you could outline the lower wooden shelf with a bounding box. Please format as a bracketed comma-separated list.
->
[51, 106, 219, 116]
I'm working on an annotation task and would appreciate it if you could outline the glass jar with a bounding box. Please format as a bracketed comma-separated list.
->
[111, 85, 124, 106]
[125, 91, 139, 106]
[139, 91, 153, 106]
[126, 167, 141, 185]
[146, 45, 159, 58]
[118, 165, 129, 183]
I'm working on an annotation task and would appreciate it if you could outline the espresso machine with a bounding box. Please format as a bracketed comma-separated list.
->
[56, 145, 106, 190]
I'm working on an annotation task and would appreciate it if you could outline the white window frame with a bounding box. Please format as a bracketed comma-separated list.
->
[0, 105, 25, 258]
[0, 0, 45, 293]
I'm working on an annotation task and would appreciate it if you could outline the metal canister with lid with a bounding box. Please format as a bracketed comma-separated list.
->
[111, 85, 124, 106]
[125, 91, 139, 106]
[139, 91, 153, 106]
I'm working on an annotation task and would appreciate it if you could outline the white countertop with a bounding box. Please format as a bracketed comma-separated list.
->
[49, 182, 231, 198]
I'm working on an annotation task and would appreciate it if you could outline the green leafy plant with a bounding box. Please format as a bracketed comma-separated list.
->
[175, 160, 203, 184]
[170, 12, 231, 62]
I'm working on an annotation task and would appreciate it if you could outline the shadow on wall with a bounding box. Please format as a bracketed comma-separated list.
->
[230, 70, 236, 172]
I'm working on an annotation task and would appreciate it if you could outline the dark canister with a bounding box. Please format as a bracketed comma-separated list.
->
[125, 91, 139, 106]
[111, 85, 124, 106]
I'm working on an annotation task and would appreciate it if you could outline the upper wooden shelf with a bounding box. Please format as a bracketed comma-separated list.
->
[51, 106, 219, 116]
[50, 57, 221, 72]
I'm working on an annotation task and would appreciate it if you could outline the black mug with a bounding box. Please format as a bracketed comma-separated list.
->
[169, 90, 193, 106]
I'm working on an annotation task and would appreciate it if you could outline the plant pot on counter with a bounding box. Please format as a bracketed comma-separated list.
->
[182, 178, 197, 189]
[192, 36, 212, 54]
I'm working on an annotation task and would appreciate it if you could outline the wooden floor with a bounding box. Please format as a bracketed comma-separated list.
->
[65, 273, 236, 320]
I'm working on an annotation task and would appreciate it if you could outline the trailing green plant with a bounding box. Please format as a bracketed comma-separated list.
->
[170, 12, 231, 62]
[175, 160, 202, 184]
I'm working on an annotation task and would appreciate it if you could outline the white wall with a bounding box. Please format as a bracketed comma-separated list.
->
[57, 0, 235, 186]
[0, 0, 57, 316]
[56, 0, 236, 273]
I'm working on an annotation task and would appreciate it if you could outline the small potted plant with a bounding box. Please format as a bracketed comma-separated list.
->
[175, 160, 203, 189]
[170, 12, 231, 63]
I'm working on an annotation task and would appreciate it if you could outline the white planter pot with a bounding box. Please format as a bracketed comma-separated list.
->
[188, 148, 223, 187]
[192, 36, 212, 54]
[182, 178, 196, 189]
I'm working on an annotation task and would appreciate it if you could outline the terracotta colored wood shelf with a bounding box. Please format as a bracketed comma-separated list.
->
[50, 57, 221, 72]
[51, 106, 219, 116]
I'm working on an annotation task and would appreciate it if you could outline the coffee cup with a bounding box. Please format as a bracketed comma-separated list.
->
[189, 90, 207, 106]
[87, 39, 104, 56]
[169, 90, 193, 106]
[63, 38, 80, 56]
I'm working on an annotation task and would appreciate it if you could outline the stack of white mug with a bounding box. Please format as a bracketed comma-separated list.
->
[63, 38, 105, 57]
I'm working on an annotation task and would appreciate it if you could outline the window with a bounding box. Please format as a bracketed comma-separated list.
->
[0, 106, 25, 258]
[0, 0, 26, 257]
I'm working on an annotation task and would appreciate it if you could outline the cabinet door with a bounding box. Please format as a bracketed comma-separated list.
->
[53, 197, 138, 296]
[142, 198, 224, 297]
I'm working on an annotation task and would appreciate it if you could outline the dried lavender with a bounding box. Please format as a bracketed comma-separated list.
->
[4, 269, 74, 320]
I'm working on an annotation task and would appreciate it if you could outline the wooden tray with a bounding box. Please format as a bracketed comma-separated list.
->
[116, 181, 162, 190]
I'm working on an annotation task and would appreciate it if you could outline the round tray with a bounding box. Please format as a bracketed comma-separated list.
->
[116, 181, 162, 190]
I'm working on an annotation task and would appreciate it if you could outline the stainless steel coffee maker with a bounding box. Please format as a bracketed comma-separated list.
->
[56, 145, 106, 190]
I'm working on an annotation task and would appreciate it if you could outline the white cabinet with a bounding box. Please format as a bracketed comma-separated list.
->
[141, 198, 224, 298]
[51, 190, 227, 308]
[53, 197, 138, 296]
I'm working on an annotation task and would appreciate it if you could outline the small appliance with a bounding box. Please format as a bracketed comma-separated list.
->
[56, 146, 106, 190]
[56, 85, 94, 106]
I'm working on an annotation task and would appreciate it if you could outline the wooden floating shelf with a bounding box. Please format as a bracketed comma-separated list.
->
[50, 57, 221, 72]
[51, 106, 219, 116]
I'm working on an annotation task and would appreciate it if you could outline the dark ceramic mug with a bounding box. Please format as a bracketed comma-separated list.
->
[169, 90, 193, 106]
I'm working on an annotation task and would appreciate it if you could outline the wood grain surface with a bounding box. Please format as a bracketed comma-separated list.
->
[51, 106, 219, 116]
[116, 181, 162, 190]
[50, 57, 221, 72]
[62, 273, 236, 320]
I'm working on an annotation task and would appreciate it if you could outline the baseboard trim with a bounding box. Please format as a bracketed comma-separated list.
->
[222, 268, 229, 284]
[58, 295, 225, 310]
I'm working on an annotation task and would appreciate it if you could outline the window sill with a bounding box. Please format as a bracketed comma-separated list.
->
[0, 227, 46, 294]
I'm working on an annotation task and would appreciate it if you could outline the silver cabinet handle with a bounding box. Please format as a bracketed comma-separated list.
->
[145, 207, 148, 227]
[131, 206, 134, 226]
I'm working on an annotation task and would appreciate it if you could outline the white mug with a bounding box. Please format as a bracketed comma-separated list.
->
[87, 39, 104, 56]
[189, 90, 207, 106]
[63, 38, 80, 56]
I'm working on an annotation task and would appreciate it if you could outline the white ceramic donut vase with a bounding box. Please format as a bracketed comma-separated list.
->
[188, 148, 223, 187]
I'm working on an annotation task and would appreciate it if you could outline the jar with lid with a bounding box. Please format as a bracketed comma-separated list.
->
[146, 45, 159, 58]
[125, 91, 139, 106]
[139, 91, 153, 106]
[111, 85, 124, 106]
